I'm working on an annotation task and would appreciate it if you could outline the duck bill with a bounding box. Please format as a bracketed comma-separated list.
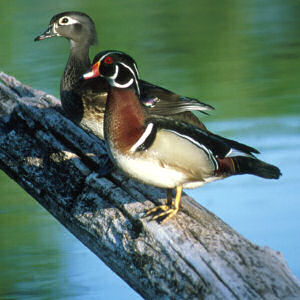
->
[34, 25, 59, 41]
[82, 61, 101, 80]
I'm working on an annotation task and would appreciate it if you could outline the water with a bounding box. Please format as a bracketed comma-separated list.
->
[0, 0, 300, 299]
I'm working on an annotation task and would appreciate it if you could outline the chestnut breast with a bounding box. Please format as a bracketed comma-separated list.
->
[104, 87, 146, 153]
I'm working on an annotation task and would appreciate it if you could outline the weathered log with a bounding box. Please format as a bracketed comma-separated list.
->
[0, 72, 299, 300]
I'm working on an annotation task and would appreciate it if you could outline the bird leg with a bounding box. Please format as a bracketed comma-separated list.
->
[144, 186, 183, 223]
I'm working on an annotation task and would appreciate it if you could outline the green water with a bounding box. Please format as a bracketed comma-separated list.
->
[0, 0, 300, 299]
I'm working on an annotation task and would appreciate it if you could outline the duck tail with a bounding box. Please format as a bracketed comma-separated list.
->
[217, 156, 282, 179]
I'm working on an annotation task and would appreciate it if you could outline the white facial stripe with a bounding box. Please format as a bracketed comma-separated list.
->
[119, 61, 138, 83]
[96, 52, 140, 95]
[119, 62, 140, 96]
[133, 62, 140, 78]
[167, 130, 219, 170]
[130, 123, 154, 153]
[58, 16, 80, 25]
[53, 23, 61, 35]
[110, 78, 134, 89]
[109, 64, 119, 81]
[106, 63, 137, 92]
[96, 51, 139, 80]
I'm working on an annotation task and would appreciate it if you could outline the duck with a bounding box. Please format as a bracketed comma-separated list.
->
[82, 51, 282, 222]
[34, 11, 213, 140]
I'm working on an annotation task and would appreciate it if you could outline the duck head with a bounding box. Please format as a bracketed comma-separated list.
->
[34, 11, 97, 47]
[83, 50, 140, 96]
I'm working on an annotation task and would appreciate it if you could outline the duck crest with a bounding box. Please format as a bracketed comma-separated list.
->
[104, 87, 146, 153]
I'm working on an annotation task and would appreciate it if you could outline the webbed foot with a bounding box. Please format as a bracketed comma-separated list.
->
[145, 205, 179, 223]
[144, 186, 183, 223]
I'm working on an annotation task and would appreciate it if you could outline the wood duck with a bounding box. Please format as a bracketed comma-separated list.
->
[34, 11, 213, 140]
[82, 51, 282, 222]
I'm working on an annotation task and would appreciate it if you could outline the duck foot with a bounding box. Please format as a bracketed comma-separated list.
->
[144, 204, 179, 223]
[144, 186, 183, 223]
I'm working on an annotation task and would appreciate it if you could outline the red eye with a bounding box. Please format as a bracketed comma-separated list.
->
[104, 56, 113, 64]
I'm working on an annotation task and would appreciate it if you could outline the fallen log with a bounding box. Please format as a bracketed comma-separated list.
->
[0, 72, 299, 299]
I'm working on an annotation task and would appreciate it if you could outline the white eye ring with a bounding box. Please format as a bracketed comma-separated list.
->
[58, 16, 79, 25]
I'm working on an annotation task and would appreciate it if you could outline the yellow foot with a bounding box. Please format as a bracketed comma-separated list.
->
[144, 205, 179, 223]
[144, 186, 183, 223]
[144, 205, 170, 217]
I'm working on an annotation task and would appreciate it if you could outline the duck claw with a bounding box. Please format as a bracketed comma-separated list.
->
[144, 205, 179, 223]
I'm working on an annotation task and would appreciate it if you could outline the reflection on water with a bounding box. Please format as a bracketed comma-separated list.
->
[0, 0, 300, 298]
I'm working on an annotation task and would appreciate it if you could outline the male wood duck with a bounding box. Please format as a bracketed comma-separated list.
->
[34, 11, 213, 140]
[82, 51, 282, 222]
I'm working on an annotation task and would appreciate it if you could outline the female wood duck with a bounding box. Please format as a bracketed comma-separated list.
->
[34, 11, 213, 140]
[83, 51, 282, 222]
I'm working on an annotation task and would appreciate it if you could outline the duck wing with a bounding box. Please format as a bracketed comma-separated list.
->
[140, 117, 259, 159]
[139, 80, 214, 115]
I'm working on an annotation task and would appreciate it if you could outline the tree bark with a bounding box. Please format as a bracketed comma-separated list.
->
[0, 72, 299, 300]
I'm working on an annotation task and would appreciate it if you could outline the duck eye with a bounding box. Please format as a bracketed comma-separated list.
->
[60, 17, 69, 24]
[104, 56, 113, 64]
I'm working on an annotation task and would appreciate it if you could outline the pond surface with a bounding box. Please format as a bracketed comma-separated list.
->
[0, 0, 300, 299]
